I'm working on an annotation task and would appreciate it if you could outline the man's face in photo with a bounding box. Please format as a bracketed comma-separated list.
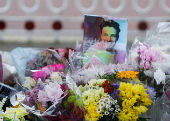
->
[101, 26, 117, 43]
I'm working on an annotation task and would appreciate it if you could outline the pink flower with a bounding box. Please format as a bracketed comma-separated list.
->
[56, 48, 65, 58]
[49, 63, 65, 72]
[44, 82, 63, 103]
[32, 63, 65, 81]
[37, 90, 48, 106]
[32, 70, 47, 80]
[41, 66, 51, 75]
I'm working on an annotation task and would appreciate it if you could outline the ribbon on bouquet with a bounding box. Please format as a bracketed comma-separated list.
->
[0, 55, 3, 83]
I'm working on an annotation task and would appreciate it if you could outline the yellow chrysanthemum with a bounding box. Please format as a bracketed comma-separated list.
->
[82, 87, 106, 121]
[88, 79, 106, 88]
[117, 82, 152, 121]
[84, 101, 103, 121]
[117, 71, 139, 79]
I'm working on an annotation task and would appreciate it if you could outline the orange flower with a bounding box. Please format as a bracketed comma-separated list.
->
[117, 71, 139, 79]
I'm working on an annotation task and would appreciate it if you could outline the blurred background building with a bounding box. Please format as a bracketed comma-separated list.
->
[0, 0, 170, 51]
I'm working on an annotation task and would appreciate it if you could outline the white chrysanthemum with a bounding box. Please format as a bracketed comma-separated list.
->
[115, 108, 120, 112]
[23, 77, 36, 89]
[115, 109, 119, 112]
[105, 95, 110, 99]
[88, 79, 98, 87]
[99, 102, 105, 108]
[97, 108, 102, 113]
[99, 99, 104, 103]
[109, 108, 114, 111]
[154, 68, 166, 84]
[104, 98, 110, 103]
[75, 63, 133, 84]
[50, 72, 63, 84]
[105, 111, 109, 115]
[115, 105, 119, 109]
[105, 104, 111, 109]
[112, 100, 117, 105]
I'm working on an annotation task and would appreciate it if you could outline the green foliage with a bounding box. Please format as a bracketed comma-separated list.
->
[67, 96, 77, 104]
[97, 70, 119, 80]
[74, 99, 84, 107]
[63, 100, 69, 108]
[70, 91, 75, 96]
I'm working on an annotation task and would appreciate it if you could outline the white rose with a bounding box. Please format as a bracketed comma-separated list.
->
[50, 72, 63, 84]
[154, 68, 166, 85]
[23, 77, 36, 89]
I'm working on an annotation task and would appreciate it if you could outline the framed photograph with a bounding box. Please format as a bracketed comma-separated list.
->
[83, 14, 128, 66]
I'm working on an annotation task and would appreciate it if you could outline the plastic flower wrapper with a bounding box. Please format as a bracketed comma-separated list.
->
[0, 51, 18, 87]
[10, 64, 84, 120]
[149, 80, 170, 121]
[0, 96, 29, 121]
[128, 23, 170, 81]
[145, 22, 170, 54]
[10, 47, 62, 84]
[127, 38, 170, 97]
[68, 49, 133, 86]
[14, 64, 66, 115]
[0, 82, 17, 111]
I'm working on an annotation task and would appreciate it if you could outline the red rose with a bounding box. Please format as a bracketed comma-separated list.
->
[65, 48, 75, 59]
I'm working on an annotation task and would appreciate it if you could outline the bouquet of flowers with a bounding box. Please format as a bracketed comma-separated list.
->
[10, 47, 62, 84]
[10, 63, 84, 121]
[75, 69, 154, 121]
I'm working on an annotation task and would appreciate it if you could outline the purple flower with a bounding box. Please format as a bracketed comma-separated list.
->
[110, 90, 120, 99]
[146, 86, 156, 100]
[39, 83, 45, 90]
[111, 83, 120, 89]
[110, 83, 120, 99]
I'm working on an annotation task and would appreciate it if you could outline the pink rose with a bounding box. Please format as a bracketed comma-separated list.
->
[56, 48, 65, 58]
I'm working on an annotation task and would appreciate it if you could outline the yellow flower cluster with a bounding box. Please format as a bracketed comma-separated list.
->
[88, 79, 106, 88]
[82, 87, 106, 121]
[84, 101, 103, 121]
[117, 82, 152, 121]
[3, 107, 28, 119]
[117, 71, 139, 79]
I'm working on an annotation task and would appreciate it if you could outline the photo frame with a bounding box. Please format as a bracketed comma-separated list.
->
[83, 15, 128, 66]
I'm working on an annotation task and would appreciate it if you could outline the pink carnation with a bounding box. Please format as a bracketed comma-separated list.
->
[49, 63, 65, 72]
[32, 63, 65, 81]
[44, 82, 63, 103]
[32, 70, 47, 80]
[37, 90, 48, 106]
